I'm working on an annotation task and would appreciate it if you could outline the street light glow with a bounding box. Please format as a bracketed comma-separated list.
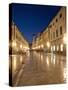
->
[47, 41, 50, 48]
[12, 40, 17, 47]
[61, 44, 63, 51]
[20, 44, 22, 49]
[41, 44, 44, 48]
[63, 33, 67, 44]
[46, 56, 49, 66]
[53, 45, 55, 51]
[23, 46, 29, 51]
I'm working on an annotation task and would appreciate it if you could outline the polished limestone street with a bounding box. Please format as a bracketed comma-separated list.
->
[11, 51, 66, 86]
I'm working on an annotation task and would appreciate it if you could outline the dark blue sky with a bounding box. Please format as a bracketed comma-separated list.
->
[11, 3, 61, 43]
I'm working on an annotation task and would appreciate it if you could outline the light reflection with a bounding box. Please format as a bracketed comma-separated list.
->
[60, 44, 63, 52]
[46, 56, 49, 66]
[41, 54, 43, 59]
[51, 54, 56, 65]
[20, 56, 23, 63]
[63, 67, 67, 81]
[16, 48, 18, 52]
[13, 56, 17, 70]
[27, 51, 30, 56]
[51, 53, 53, 63]
[41, 54, 43, 62]
[53, 55, 56, 65]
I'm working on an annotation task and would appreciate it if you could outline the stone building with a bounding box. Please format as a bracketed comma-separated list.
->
[9, 22, 29, 84]
[9, 22, 29, 54]
[48, 7, 66, 55]
[32, 7, 66, 55]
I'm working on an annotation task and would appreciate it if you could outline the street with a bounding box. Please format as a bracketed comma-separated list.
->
[11, 51, 66, 86]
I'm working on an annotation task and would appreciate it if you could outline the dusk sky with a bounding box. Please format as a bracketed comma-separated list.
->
[11, 3, 61, 43]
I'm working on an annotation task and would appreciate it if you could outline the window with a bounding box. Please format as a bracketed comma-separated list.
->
[53, 32, 55, 38]
[60, 26, 62, 35]
[49, 24, 52, 28]
[53, 23, 54, 25]
[56, 18, 58, 22]
[60, 13, 62, 18]
[56, 30, 58, 37]
[51, 33, 52, 40]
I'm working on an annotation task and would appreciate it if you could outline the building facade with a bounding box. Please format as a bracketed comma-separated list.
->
[9, 22, 29, 54]
[32, 7, 66, 55]
[9, 22, 29, 84]
[49, 7, 66, 55]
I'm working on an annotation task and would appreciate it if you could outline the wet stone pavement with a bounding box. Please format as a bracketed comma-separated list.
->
[12, 51, 66, 86]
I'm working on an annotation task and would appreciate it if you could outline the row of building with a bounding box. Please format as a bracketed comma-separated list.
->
[9, 22, 29, 54]
[9, 22, 29, 85]
[32, 7, 66, 55]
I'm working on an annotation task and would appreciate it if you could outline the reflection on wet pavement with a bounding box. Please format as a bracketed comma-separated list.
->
[10, 51, 66, 86]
